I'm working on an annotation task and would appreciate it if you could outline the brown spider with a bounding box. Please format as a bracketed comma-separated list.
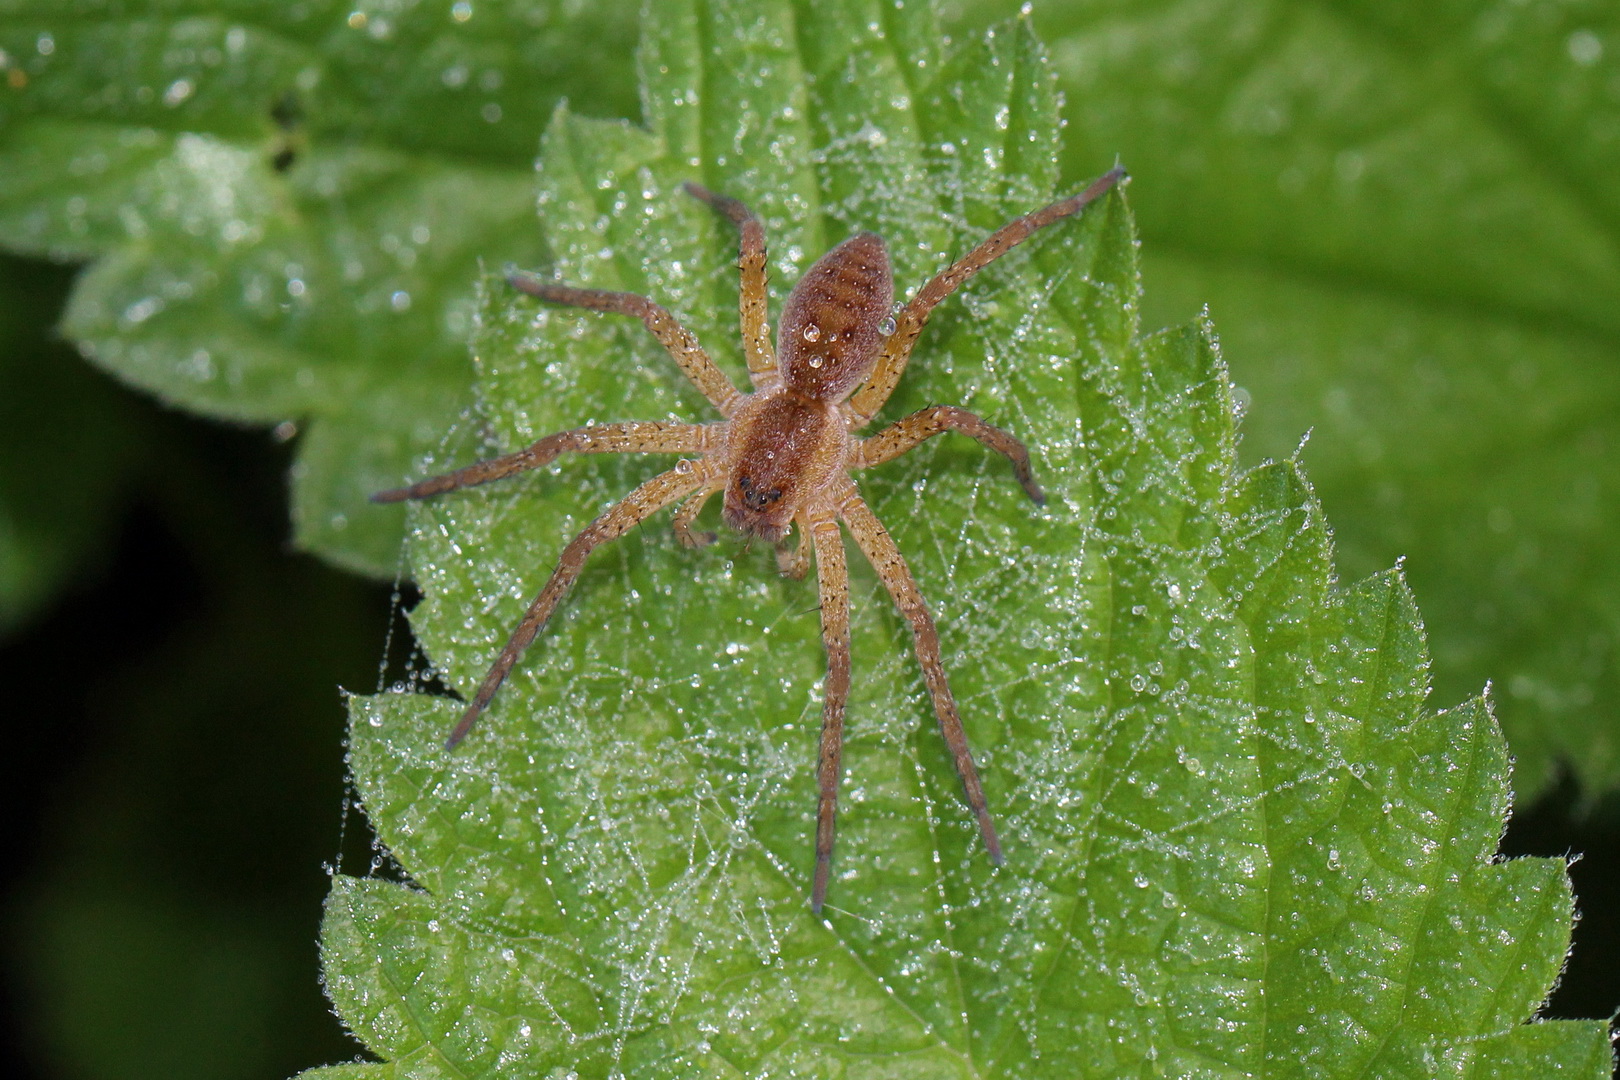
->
[375, 166, 1127, 912]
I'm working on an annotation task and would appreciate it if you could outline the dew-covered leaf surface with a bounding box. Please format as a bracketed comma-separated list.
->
[312, 1, 1609, 1076]
[0, 0, 640, 575]
[1011, 0, 1620, 801]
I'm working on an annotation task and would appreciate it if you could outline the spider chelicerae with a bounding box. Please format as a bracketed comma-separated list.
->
[376, 166, 1126, 911]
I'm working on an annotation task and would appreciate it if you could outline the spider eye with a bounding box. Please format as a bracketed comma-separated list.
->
[737, 474, 783, 511]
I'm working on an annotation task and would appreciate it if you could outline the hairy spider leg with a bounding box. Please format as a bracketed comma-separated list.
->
[506, 272, 745, 416]
[809, 516, 852, 914]
[853, 405, 1045, 505]
[840, 492, 1003, 866]
[442, 461, 715, 749]
[371, 422, 711, 503]
[683, 182, 775, 380]
[848, 164, 1127, 425]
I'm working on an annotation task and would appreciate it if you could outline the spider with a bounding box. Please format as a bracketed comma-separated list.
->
[375, 166, 1127, 912]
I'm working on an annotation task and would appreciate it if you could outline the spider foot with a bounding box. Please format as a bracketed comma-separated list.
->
[1020, 474, 1046, 506]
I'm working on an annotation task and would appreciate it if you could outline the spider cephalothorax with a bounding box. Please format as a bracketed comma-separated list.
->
[376, 166, 1126, 911]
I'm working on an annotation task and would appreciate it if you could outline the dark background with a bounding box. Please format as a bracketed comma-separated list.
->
[2, 248, 1616, 1078]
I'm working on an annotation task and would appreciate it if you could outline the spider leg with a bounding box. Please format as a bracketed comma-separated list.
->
[508, 271, 744, 417]
[672, 480, 722, 548]
[443, 463, 706, 749]
[372, 421, 714, 503]
[808, 516, 851, 913]
[775, 523, 812, 579]
[853, 405, 1044, 504]
[838, 491, 1003, 866]
[847, 165, 1127, 425]
[683, 182, 776, 381]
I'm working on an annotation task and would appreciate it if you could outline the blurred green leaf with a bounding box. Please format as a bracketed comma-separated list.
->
[313, 2, 1607, 1074]
[0, 253, 141, 632]
[10, 412, 389, 1080]
[1010, 0, 1620, 799]
[0, 0, 641, 575]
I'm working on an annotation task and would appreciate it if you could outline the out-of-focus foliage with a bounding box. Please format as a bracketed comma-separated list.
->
[0, 253, 141, 632]
[0, 0, 638, 577]
[4, 399, 388, 1079]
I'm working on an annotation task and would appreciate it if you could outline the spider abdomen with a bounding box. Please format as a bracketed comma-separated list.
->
[722, 389, 848, 542]
[778, 232, 894, 402]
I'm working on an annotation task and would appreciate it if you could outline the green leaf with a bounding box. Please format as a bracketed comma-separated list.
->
[313, 1, 1608, 1075]
[1020, 0, 1620, 799]
[0, 0, 641, 575]
[0, 253, 141, 632]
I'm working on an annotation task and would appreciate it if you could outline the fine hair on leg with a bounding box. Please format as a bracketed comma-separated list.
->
[853, 405, 1044, 504]
[848, 165, 1127, 424]
[507, 271, 744, 415]
[443, 464, 705, 748]
[839, 493, 1002, 864]
[372, 422, 712, 504]
[683, 182, 775, 377]
[809, 517, 852, 913]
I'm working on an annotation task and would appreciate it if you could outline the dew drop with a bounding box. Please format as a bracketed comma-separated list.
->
[162, 78, 194, 107]
[801, 323, 821, 342]
[1567, 29, 1602, 66]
